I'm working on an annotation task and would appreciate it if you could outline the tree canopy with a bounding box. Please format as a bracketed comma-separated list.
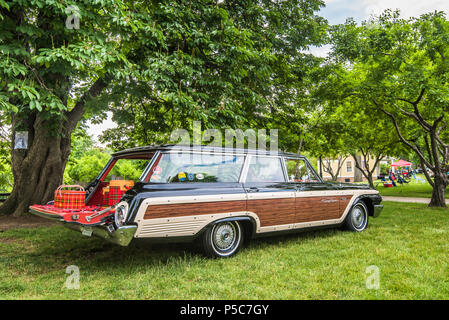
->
[0, 0, 328, 215]
[327, 10, 449, 206]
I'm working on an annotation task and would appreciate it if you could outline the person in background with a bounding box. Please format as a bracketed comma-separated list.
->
[389, 171, 397, 187]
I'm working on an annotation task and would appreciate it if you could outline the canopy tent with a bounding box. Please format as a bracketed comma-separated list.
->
[391, 159, 412, 167]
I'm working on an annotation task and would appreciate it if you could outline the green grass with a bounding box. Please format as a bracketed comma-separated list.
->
[375, 176, 448, 199]
[1, 201, 449, 299]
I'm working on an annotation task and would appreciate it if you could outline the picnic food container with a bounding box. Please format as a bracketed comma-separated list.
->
[109, 180, 135, 191]
[54, 185, 86, 209]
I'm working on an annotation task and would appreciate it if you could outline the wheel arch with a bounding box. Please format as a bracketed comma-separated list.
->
[198, 216, 257, 240]
[355, 195, 375, 217]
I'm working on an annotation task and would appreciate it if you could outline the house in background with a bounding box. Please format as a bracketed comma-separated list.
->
[317, 155, 383, 183]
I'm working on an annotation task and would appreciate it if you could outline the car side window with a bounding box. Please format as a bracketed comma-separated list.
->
[245, 156, 285, 183]
[285, 158, 320, 183]
[148, 152, 245, 183]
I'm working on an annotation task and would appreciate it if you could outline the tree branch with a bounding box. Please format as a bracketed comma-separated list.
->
[373, 99, 433, 170]
[66, 76, 109, 132]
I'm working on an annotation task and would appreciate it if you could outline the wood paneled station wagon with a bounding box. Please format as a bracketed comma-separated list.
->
[30, 145, 383, 258]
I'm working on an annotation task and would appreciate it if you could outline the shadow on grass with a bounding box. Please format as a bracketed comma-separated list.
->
[3, 224, 349, 275]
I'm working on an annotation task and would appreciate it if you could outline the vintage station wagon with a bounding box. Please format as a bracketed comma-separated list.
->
[30, 145, 383, 258]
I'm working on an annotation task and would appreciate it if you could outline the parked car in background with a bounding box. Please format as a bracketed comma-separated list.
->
[30, 145, 383, 258]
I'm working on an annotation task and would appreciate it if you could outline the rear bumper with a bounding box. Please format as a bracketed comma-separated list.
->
[65, 224, 137, 247]
[373, 204, 383, 218]
[29, 207, 136, 246]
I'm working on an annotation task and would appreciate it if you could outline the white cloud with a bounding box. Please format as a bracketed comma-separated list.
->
[321, 0, 449, 25]
[309, 44, 332, 58]
[362, 0, 449, 19]
[86, 112, 117, 147]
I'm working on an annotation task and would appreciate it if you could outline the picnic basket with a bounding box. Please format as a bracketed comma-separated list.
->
[54, 185, 86, 209]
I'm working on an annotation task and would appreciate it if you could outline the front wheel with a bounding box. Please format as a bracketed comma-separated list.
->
[344, 201, 369, 232]
[202, 221, 243, 258]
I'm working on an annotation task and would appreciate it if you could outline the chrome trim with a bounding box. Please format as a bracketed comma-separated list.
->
[139, 150, 160, 182]
[321, 199, 338, 203]
[114, 201, 129, 227]
[29, 207, 137, 246]
[373, 204, 383, 218]
[29, 208, 64, 222]
[239, 154, 251, 183]
[85, 205, 116, 222]
[65, 224, 137, 246]
[280, 156, 289, 182]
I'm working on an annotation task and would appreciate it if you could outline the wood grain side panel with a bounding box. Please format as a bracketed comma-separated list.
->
[247, 198, 296, 227]
[295, 196, 343, 223]
[339, 196, 352, 215]
[144, 200, 247, 219]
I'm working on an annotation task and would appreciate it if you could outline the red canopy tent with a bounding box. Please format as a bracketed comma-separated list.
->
[391, 159, 412, 167]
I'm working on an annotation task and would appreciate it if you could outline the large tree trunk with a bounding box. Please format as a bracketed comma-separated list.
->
[0, 77, 107, 216]
[429, 174, 447, 208]
[0, 113, 72, 216]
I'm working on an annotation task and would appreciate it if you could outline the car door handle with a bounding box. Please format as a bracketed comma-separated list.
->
[246, 187, 259, 193]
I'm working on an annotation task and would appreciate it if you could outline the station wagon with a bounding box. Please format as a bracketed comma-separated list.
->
[30, 145, 383, 258]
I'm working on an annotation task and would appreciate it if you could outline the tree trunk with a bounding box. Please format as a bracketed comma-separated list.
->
[0, 113, 72, 216]
[366, 173, 374, 189]
[429, 174, 447, 208]
[0, 76, 107, 216]
[353, 155, 363, 182]
[319, 155, 323, 178]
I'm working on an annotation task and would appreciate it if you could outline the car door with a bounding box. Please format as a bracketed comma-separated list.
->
[284, 158, 341, 223]
[243, 155, 296, 227]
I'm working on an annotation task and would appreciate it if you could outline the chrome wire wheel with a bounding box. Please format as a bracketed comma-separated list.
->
[349, 202, 368, 231]
[212, 222, 237, 251]
[203, 220, 243, 258]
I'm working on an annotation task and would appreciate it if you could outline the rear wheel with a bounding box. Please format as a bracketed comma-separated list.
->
[202, 221, 243, 258]
[344, 201, 369, 232]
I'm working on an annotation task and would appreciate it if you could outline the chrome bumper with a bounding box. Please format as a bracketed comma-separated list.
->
[65, 224, 137, 247]
[29, 208, 137, 246]
[373, 204, 383, 218]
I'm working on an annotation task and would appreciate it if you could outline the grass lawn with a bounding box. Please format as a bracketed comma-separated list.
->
[1, 201, 449, 299]
[375, 177, 448, 199]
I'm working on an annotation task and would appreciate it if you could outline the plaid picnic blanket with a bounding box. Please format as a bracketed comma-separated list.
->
[108, 186, 124, 206]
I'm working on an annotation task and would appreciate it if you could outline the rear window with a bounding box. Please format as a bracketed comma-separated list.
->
[148, 152, 245, 183]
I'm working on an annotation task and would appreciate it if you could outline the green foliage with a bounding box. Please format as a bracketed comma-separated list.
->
[0, 0, 144, 119]
[64, 128, 145, 185]
[65, 147, 145, 185]
[380, 163, 390, 175]
[65, 148, 109, 185]
[91, 0, 328, 151]
[329, 10, 449, 184]
[0, 111, 11, 191]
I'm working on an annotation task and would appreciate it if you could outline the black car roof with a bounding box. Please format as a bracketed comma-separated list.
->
[112, 144, 304, 159]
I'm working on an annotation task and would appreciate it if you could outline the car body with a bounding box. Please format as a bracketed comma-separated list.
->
[30, 145, 383, 258]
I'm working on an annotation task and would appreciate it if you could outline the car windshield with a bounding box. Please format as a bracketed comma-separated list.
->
[147, 152, 245, 183]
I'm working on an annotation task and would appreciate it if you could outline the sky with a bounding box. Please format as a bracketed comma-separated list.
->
[321, 0, 449, 25]
[87, 1, 449, 144]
